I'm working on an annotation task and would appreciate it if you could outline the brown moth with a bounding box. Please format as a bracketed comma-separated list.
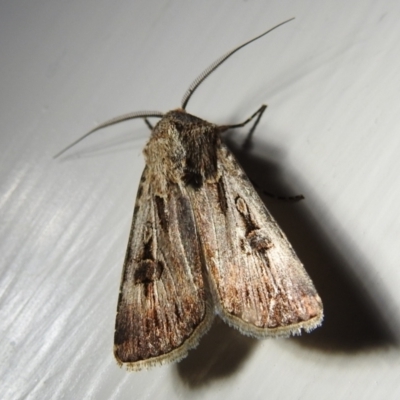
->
[56, 18, 323, 371]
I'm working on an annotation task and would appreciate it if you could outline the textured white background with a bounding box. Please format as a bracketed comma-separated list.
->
[1, 1, 400, 399]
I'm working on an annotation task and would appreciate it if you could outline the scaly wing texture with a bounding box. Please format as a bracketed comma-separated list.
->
[114, 168, 213, 370]
[189, 144, 323, 338]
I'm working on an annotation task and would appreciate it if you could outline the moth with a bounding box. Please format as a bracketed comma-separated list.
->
[56, 18, 323, 371]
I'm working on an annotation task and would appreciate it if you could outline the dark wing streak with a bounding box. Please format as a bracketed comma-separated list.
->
[114, 171, 213, 371]
[192, 144, 323, 338]
[153, 183, 214, 357]
[152, 190, 200, 339]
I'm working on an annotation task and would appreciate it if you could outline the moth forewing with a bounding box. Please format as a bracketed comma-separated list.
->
[114, 151, 215, 371]
[187, 141, 323, 339]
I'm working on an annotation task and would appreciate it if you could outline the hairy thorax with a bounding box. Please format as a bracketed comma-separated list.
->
[143, 109, 221, 194]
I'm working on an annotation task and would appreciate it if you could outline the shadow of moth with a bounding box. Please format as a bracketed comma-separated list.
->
[56, 18, 323, 371]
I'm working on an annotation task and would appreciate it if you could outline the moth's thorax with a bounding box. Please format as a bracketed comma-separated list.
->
[143, 109, 221, 190]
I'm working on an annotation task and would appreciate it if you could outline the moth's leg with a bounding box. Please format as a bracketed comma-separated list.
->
[144, 118, 154, 131]
[221, 104, 267, 148]
[224, 106, 304, 202]
[252, 179, 304, 202]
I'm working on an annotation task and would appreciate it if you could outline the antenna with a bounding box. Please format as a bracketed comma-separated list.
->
[54, 111, 163, 158]
[55, 19, 294, 158]
[181, 18, 295, 110]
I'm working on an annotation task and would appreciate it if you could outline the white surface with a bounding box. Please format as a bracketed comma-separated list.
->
[1, 1, 400, 399]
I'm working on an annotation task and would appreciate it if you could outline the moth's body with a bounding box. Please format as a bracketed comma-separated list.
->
[114, 109, 323, 370]
[57, 19, 323, 371]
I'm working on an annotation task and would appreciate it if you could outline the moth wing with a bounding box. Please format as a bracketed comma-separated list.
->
[114, 167, 213, 370]
[191, 144, 323, 337]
